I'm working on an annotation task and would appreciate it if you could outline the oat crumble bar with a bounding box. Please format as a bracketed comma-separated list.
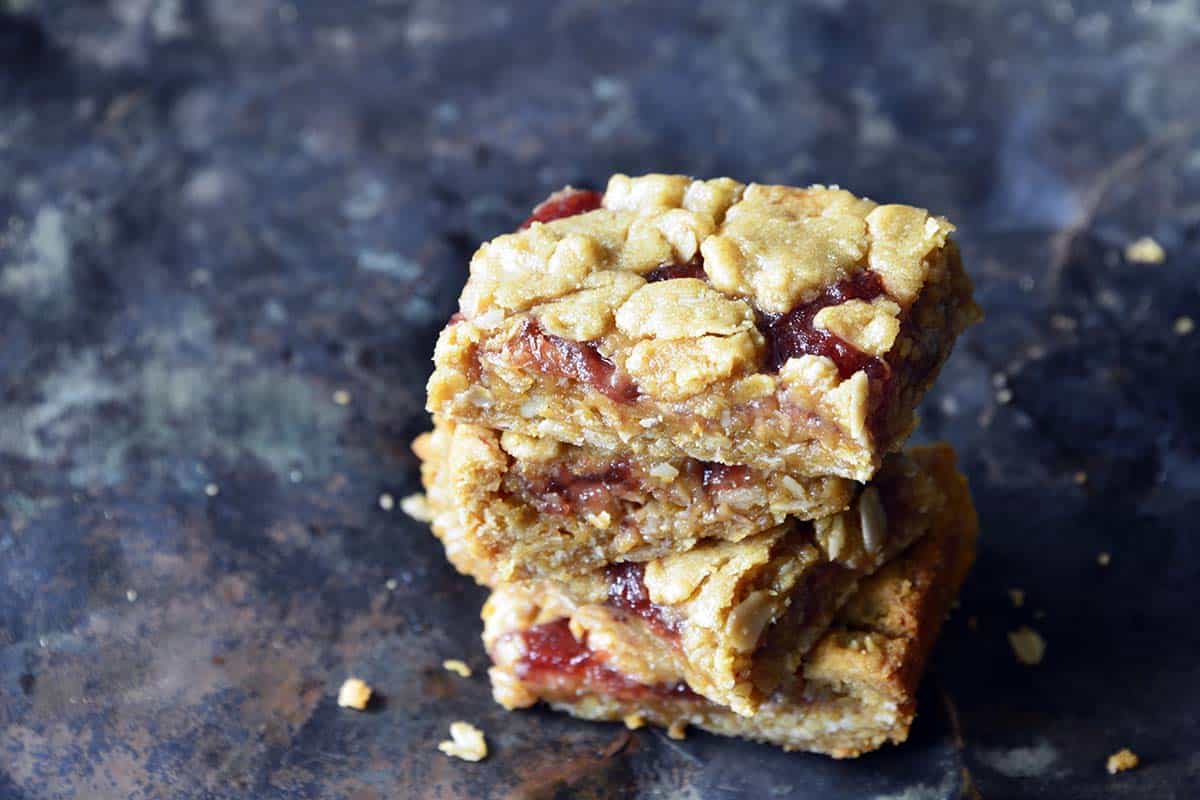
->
[476, 444, 968, 716]
[413, 418, 854, 582]
[428, 174, 980, 481]
[483, 472, 977, 757]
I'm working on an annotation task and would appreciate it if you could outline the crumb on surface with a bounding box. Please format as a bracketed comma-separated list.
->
[126, 589, 138, 602]
[1050, 313, 1077, 332]
[438, 721, 488, 762]
[623, 714, 646, 730]
[1009, 626, 1046, 665]
[443, 659, 472, 678]
[333, 388, 352, 406]
[1107, 748, 1139, 774]
[204, 483, 219, 497]
[1097, 551, 1111, 567]
[1124, 236, 1165, 264]
[667, 720, 688, 740]
[378, 492, 395, 511]
[385, 578, 398, 591]
[1174, 316, 1194, 336]
[337, 677, 373, 710]
[1073, 470, 1088, 485]
[995, 388, 1013, 405]
[1008, 588, 1025, 608]
[400, 493, 433, 522]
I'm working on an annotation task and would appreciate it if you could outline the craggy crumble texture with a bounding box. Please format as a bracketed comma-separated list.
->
[428, 174, 980, 481]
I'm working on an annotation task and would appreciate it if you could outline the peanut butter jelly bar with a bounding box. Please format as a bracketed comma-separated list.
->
[483, 450, 977, 756]
[469, 444, 965, 716]
[413, 419, 855, 583]
[427, 174, 981, 481]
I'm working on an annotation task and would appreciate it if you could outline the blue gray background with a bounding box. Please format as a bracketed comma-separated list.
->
[1, 1, 1198, 798]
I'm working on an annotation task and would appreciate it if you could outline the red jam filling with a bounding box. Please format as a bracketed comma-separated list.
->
[519, 188, 604, 229]
[645, 255, 707, 283]
[759, 270, 891, 380]
[605, 562, 680, 640]
[508, 320, 639, 403]
[516, 619, 697, 700]
[520, 461, 636, 516]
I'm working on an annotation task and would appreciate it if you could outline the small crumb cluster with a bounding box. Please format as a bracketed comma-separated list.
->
[1106, 747, 1139, 774]
[443, 659, 472, 678]
[337, 677, 373, 710]
[438, 721, 488, 762]
[1124, 236, 1165, 264]
[1008, 626, 1046, 665]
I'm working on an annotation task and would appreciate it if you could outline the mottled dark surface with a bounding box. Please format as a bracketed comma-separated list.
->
[1, 1, 1199, 798]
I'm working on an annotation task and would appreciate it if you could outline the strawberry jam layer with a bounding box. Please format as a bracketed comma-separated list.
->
[519, 461, 637, 516]
[519, 188, 604, 228]
[760, 270, 891, 380]
[516, 454, 753, 518]
[605, 562, 680, 640]
[645, 255, 707, 283]
[508, 320, 639, 403]
[516, 619, 697, 701]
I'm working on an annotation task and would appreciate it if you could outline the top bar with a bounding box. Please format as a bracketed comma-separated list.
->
[428, 174, 980, 481]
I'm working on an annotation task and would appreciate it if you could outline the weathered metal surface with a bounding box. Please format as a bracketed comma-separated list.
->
[2, 1, 1199, 797]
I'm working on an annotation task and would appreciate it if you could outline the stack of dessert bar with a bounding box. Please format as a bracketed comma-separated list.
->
[410, 174, 982, 757]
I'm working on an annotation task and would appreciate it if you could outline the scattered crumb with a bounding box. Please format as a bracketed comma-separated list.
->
[991, 372, 1008, 388]
[996, 388, 1013, 405]
[1050, 313, 1078, 332]
[1107, 747, 1139, 774]
[400, 493, 432, 522]
[1125, 236, 1165, 264]
[667, 720, 688, 740]
[288, 469, 303, 483]
[623, 714, 645, 730]
[125, 589, 138, 603]
[378, 492, 395, 511]
[1174, 316, 1194, 336]
[204, 483, 219, 497]
[967, 616, 979, 631]
[332, 389, 352, 406]
[1009, 626, 1046, 665]
[1073, 471, 1088, 485]
[438, 721, 488, 762]
[1097, 551, 1111, 567]
[385, 578, 398, 591]
[337, 677, 373, 710]
[443, 659, 472, 678]
[1008, 588, 1025, 608]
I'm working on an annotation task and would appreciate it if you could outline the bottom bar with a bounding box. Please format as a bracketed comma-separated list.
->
[482, 464, 977, 758]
